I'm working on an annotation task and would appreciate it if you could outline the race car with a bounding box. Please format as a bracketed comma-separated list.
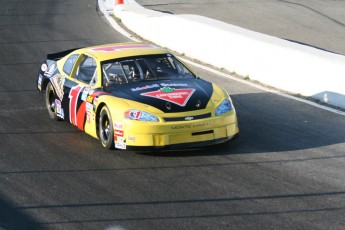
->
[37, 42, 239, 150]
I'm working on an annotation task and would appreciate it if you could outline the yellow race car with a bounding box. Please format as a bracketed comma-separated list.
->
[37, 42, 239, 150]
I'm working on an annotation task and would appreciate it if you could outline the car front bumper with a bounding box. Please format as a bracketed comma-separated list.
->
[113, 113, 239, 150]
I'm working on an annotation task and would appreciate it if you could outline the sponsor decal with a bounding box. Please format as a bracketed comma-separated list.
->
[91, 44, 155, 52]
[86, 102, 93, 123]
[141, 87, 195, 107]
[41, 63, 48, 72]
[86, 95, 93, 103]
[44, 63, 56, 77]
[127, 135, 136, 143]
[86, 102, 93, 112]
[55, 99, 64, 119]
[92, 97, 98, 111]
[81, 87, 91, 101]
[171, 122, 211, 130]
[115, 130, 124, 137]
[160, 83, 188, 87]
[185, 116, 194, 121]
[115, 141, 126, 150]
[131, 84, 160, 92]
[127, 110, 142, 120]
[50, 74, 65, 101]
[114, 121, 123, 131]
[130, 83, 188, 92]
[38, 74, 43, 90]
[115, 136, 126, 143]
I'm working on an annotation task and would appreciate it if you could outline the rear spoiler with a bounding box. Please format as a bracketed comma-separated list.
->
[47, 47, 81, 61]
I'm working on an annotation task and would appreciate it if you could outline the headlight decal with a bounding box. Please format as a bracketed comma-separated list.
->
[215, 99, 233, 116]
[125, 109, 159, 122]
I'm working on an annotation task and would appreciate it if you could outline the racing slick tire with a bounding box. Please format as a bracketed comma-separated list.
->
[45, 82, 60, 120]
[99, 106, 114, 149]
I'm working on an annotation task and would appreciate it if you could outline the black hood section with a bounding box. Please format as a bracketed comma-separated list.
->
[104, 79, 213, 113]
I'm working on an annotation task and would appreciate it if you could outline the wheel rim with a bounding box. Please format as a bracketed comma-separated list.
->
[46, 86, 56, 115]
[99, 106, 114, 149]
[104, 119, 109, 140]
[101, 115, 110, 142]
[49, 93, 55, 113]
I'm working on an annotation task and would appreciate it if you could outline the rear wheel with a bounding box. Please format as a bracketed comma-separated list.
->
[45, 82, 59, 120]
[99, 106, 114, 149]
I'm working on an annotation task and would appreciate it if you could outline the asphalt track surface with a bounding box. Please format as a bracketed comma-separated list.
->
[137, 0, 345, 55]
[1, 1, 345, 230]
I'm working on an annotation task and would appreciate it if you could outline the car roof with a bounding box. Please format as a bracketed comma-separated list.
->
[76, 42, 168, 62]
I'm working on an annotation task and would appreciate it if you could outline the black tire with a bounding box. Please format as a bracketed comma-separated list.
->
[99, 106, 114, 149]
[45, 82, 59, 120]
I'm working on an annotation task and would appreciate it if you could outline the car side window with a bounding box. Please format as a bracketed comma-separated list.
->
[102, 62, 128, 86]
[63, 54, 79, 75]
[73, 55, 97, 86]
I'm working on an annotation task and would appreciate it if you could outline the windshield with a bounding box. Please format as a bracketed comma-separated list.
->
[102, 54, 195, 86]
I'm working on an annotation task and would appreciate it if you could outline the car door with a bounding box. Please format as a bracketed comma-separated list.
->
[61, 53, 99, 131]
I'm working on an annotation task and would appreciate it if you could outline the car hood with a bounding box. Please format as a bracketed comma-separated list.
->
[104, 79, 214, 113]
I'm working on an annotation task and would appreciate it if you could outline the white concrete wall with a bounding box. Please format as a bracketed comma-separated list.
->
[114, 1, 345, 109]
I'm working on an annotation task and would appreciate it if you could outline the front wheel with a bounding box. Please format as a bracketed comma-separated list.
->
[98, 106, 114, 149]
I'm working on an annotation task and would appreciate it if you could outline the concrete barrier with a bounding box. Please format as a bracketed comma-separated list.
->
[113, 0, 345, 109]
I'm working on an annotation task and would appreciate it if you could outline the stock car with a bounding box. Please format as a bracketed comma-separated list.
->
[37, 42, 239, 150]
